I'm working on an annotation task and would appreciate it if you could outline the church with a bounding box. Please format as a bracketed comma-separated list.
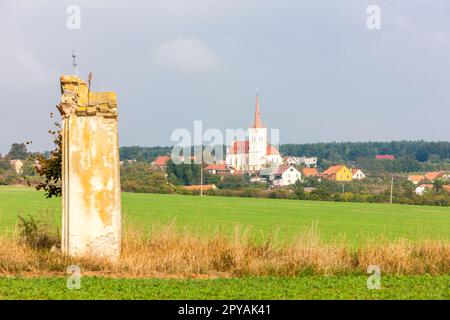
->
[226, 93, 283, 172]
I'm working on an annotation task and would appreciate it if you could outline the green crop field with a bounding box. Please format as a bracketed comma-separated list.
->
[0, 275, 449, 300]
[0, 186, 449, 244]
[1, 186, 449, 300]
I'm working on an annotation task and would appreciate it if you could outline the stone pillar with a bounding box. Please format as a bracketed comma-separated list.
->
[58, 75, 121, 260]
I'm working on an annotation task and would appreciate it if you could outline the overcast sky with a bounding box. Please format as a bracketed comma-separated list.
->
[1, 0, 449, 154]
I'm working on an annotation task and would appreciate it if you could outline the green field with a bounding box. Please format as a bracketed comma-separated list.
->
[1, 186, 449, 300]
[1, 186, 449, 244]
[0, 275, 449, 300]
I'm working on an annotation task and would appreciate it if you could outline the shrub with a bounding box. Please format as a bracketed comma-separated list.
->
[17, 215, 59, 250]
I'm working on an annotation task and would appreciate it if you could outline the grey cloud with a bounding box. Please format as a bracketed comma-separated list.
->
[1, 0, 449, 154]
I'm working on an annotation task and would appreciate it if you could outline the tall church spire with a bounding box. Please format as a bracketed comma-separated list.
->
[254, 89, 262, 128]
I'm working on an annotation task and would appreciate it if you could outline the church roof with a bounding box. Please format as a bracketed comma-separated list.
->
[228, 141, 280, 155]
[251, 91, 265, 128]
[230, 140, 249, 154]
[267, 145, 280, 155]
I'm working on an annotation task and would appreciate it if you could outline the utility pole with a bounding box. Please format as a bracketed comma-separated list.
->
[87, 72, 93, 106]
[342, 184, 345, 195]
[390, 160, 394, 204]
[72, 49, 79, 76]
[200, 147, 203, 196]
[390, 176, 394, 204]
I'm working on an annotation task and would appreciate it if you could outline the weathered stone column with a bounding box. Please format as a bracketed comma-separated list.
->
[58, 75, 121, 260]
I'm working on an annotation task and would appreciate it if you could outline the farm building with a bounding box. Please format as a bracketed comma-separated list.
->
[415, 184, 433, 196]
[408, 175, 425, 185]
[302, 167, 319, 178]
[321, 165, 353, 181]
[9, 160, 23, 174]
[152, 156, 171, 170]
[261, 165, 302, 187]
[183, 184, 217, 191]
[205, 164, 235, 175]
[375, 154, 396, 160]
[351, 168, 366, 180]
[424, 172, 445, 181]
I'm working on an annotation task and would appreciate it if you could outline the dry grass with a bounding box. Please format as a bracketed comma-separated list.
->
[0, 223, 449, 278]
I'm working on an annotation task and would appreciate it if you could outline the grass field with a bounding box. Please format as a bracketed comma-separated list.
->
[1, 186, 449, 300]
[0, 275, 449, 300]
[0, 186, 449, 244]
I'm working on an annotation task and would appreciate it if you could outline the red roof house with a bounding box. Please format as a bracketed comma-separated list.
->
[204, 164, 235, 175]
[152, 156, 171, 169]
[375, 154, 396, 160]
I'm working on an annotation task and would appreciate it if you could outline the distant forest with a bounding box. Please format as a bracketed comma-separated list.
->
[120, 141, 450, 163]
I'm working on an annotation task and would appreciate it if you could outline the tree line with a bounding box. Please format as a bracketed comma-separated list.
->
[119, 141, 450, 163]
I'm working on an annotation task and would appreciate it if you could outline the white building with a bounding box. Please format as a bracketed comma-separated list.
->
[9, 159, 24, 174]
[351, 168, 366, 180]
[261, 165, 302, 186]
[415, 184, 433, 196]
[284, 156, 318, 167]
[301, 157, 318, 167]
[226, 93, 282, 172]
[284, 157, 299, 166]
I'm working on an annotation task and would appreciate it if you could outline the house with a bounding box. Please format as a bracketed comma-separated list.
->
[9, 159, 23, 174]
[321, 165, 353, 181]
[424, 172, 445, 182]
[284, 156, 300, 166]
[407, 175, 425, 185]
[205, 164, 235, 175]
[415, 184, 433, 196]
[443, 185, 450, 194]
[183, 184, 217, 191]
[376, 154, 396, 160]
[302, 167, 319, 178]
[119, 159, 136, 166]
[301, 157, 318, 167]
[351, 168, 366, 180]
[151, 156, 171, 170]
[284, 156, 318, 167]
[261, 165, 302, 186]
[225, 93, 283, 172]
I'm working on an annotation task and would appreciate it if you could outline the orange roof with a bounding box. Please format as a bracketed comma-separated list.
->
[229, 141, 279, 155]
[424, 172, 444, 181]
[322, 165, 344, 175]
[205, 164, 231, 171]
[376, 154, 396, 160]
[252, 92, 264, 128]
[275, 165, 291, 175]
[418, 184, 433, 189]
[153, 156, 171, 166]
[229, 141, 249, 154]
[408, 175, 425, 182]
[302, 167, 319, 177]
[267, 145, 279, 155]
[183, 184, 216, 191]
[443, 185, 450, 193]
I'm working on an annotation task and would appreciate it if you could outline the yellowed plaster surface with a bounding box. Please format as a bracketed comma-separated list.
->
[59, 75, 121, 260]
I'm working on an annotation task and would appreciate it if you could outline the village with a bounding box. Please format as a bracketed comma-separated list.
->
[2, 93, 449, 203]
[146, 94, 450, 198]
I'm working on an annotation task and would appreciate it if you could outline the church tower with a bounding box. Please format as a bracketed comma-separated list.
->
[248, 91, 268, 171]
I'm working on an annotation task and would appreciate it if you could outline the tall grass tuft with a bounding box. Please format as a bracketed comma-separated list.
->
[0, 222, 449, 278]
